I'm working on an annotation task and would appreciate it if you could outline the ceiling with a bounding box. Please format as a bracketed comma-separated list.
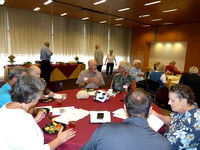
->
[3, 0, 200, 28]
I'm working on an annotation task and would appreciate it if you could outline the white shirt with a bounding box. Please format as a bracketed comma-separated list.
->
[0, 104, 50, 150]
[106, 54, 115, 63]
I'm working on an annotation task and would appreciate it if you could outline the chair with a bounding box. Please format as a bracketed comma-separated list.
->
[146, 79, 160, 95]
[46, 82, 63, 93]
[156, 88, 171, 110]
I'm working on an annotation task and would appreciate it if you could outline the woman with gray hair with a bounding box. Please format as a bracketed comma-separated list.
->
[0, 75, 76, 150]
[149, 64, 170, 88]
[110, 61, 136, 92]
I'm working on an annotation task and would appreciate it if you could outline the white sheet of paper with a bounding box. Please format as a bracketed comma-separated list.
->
[54, 108, 90, 124]
[90, 111, 111, 123]
[53, 94, 63, 99]
[147, 114, 164, 131]
[112, 108, 128, 119]
[52, 106, 75, 116]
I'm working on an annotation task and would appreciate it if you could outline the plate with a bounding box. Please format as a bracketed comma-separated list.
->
[39, 97, 54, 103]
[33, 108, 50, 116]
[43, 122, 66, 134]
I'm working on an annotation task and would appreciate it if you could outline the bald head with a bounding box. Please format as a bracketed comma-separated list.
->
[28, 65, 41, 78]
[88, 59, 97, 72]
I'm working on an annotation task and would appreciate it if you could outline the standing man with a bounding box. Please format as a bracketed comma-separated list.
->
[76, 59, 105, 89]
[80, 89, 172, 150]
[94, 45, 104, 72]
[40, 41, 53, 83]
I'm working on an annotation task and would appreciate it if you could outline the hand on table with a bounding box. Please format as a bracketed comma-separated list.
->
[48, 91, 55, 97]
[41, 94, 47, 100]
[57, 128, 76, 143]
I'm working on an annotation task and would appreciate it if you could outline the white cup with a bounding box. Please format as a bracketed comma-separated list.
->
[108, 89, 113, 96]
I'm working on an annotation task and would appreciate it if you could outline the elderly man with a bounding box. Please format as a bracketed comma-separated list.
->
[28, 65, 54, 97]
[151, 84, 200, 149]
[94, 45, 104, 72]
[40, 41, 53, 83]
[129, 59, 145, 82]
[179, 66, 200, 89]
[165, 61, 181, 75]
[76, 59, 105, 89]
[111, 61, 136, 92]
[0, 66, 28, 108]
[80, 89, 172, 150]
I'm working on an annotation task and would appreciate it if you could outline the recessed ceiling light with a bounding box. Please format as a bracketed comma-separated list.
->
[162, 9, 178, 13]
[82, 17, 89, 20]
[100, 21, 107, 23]
[0, 0, 5, 5]
[44, 0, 53, 5]
[151, 18, 162, 21]
[144, 1, 161, 6]
[61, 13, 67, 16]
[115, 24, 121, 26]
[142, 25, 151, 27]
[163, 22, 173, 25]
[94, 0, 106, 5]
[115, 18, 124, 21]
[138, 14, 150, 18]
[118, 8, 130, 12]
[34, 7, 40, 12]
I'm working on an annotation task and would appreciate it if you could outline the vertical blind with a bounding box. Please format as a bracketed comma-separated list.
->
[0, 6, 132, 76]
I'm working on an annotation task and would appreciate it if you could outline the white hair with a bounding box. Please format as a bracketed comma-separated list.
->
[120, 61, 130, 73]
[189, 66, 198, 74]
[133, 59, 141, 65]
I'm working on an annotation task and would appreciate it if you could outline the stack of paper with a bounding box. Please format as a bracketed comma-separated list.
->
[90, 111, 111, 123]
[112, 108, 164, 131]
[53, 108, 90, 124]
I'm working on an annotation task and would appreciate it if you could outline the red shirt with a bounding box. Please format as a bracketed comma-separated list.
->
[166, 65, 181, 75]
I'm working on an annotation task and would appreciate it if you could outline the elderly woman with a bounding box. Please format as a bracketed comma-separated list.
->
[0, 75, 76, 150]
[149, 64, 170, 88]
[104, 49, 117, 77]
[111, 61, 136, 92]
[151, 84, 200, 150]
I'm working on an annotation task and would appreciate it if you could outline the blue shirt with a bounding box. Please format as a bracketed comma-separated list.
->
[150, 71, 164, 88]
[40, 46, 52, 60]
[129, 66, 144, 82]
[165, 104, 200, 150]
[0, 82, 12, 108]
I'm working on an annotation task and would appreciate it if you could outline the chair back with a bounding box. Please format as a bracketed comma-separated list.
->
[192, 88, 200, 107]
[47, 82, 63, 93]
[156, 88, 171, 110]
[147, 79, 160, 94]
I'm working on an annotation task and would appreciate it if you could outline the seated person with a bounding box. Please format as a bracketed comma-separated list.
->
[165, 61, 181, 75]
[129, 59, 145, 82]
[151, 84, 200, 149]
[76, 59, 105, 89]
[149, 64, 170, 88]
[80, 89, 171, 150]
[28, 65, 54, 98]
[0, 66, 28, 108]
[179, 66, 200, 89]
[0, 75, 76, 149]
[111, 61, 136, 92]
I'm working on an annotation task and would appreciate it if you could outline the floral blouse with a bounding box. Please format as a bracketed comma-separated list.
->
[164, 105, 200, 150]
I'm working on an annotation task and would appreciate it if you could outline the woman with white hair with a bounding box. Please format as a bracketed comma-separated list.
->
[110, 61, 136, 92]
[149, 64, 170, 88]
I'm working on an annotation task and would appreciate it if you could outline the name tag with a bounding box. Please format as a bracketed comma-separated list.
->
[123, 85, 128, 89]
[84, 77, 88, 82]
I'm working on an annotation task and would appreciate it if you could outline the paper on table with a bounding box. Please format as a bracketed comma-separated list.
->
[147, 114, 164, 131]
[52, 106, 75, 116]
[90, 111, 111, 123]
[35, 106, 53, 112]
[112, 108, 128, 119]
[54, 108, 90, 124]
[53, 94, 63, 99]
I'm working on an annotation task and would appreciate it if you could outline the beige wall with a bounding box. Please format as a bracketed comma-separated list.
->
[130, 22, 200, 72]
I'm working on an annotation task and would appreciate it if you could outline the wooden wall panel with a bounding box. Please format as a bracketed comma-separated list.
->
[130, 22, 200, 72]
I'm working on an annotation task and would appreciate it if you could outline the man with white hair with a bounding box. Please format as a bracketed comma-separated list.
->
[111, 61, 136, 92]
[130, 59, 145, 82]
[165, 61, 181, 75]
[179, 66, 200, 89]
[76, 59, 105, 89]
